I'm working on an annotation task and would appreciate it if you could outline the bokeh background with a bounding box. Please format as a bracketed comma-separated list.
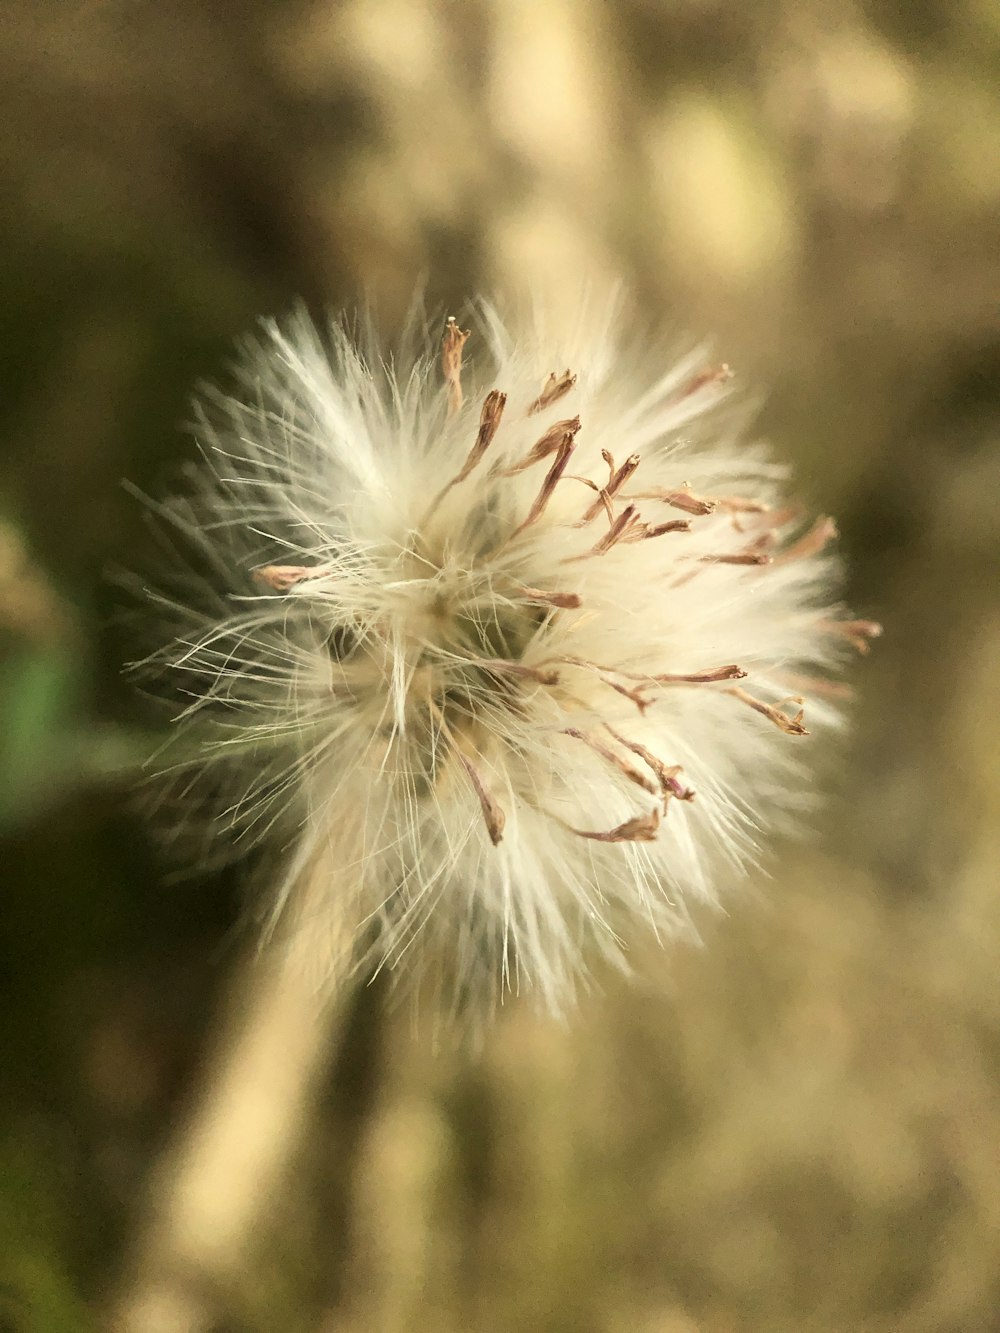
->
[3, 1, 1000, 1330]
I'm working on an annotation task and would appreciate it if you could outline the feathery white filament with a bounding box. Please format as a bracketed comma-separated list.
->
[141, 299, 878, 1015]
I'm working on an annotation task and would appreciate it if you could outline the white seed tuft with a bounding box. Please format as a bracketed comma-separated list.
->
[136, 299, 877, 1017]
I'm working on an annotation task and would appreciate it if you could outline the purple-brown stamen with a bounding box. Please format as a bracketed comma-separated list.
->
[727, 686, 809, 735]
[562, 728, 659, 795]
[527, 370, 576, 415]
[570, 807, 661, 844]
[589, 504, 641, 555]
[552, 654, 745, 688]
[508, 436, 576, 539]
[639, 519, 692, 540]
[652, 664, 746, 684]
[672, 363, 733, 401]
[625, 487, 717, 516]
[424, 388, 507, 521]
[579, 452, 642, 525]
[699, 551, 773, 567]
[818, 618, 883, 654]
[515, 585, 582, 610]
[773, 516, 838, 565]
[452, 390, 507, 485]
[503, 416, 581, 475]
[442, 316, 470, 416]
[455, 750, 506, 845]
[253, 564, 332, 591]
[603, 727, 696, 803]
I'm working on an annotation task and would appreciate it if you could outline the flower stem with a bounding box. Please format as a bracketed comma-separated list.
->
[110, 863, 352, 1332]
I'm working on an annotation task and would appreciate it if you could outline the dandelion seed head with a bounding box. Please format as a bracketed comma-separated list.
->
[138, 296, 878, 1017]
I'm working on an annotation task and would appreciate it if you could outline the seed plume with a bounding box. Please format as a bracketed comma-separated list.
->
[136, 298, 879, 1016]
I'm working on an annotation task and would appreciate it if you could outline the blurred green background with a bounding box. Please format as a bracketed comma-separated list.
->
[2, 1, 1000, 1330]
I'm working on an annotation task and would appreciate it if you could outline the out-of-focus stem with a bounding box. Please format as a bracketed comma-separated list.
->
[110, 880, 350, 1333]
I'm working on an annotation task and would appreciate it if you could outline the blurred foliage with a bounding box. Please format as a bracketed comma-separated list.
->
[2, 0, 1000, 1329]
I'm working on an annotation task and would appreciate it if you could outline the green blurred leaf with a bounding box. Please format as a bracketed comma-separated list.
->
[0, 648, 78, 822]
[0, 1138, 95, 1333]
[0, 647, 147, 828]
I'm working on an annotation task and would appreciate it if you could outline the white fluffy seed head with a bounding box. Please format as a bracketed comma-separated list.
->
[138, 297, 878, 1018]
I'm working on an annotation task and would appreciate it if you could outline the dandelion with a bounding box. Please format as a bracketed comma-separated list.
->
[139, 298, 879, 1016]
